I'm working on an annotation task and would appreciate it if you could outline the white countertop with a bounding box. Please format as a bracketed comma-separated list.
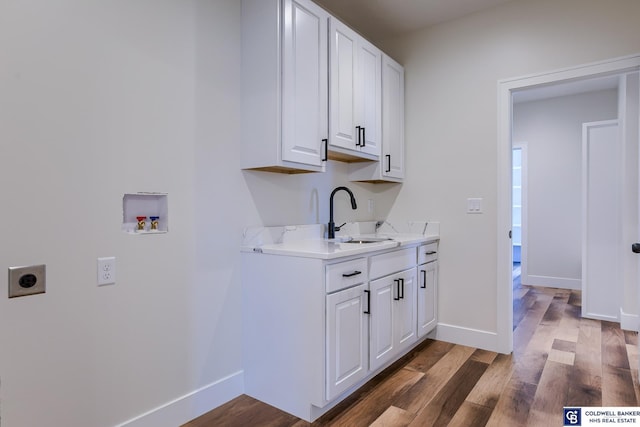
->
[241, 221, 439, 260]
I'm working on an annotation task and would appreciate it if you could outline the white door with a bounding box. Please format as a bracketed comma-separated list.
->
[326, 283, 368, 401]
[582, 120, 622, 321]
[281, 0, 328, 166]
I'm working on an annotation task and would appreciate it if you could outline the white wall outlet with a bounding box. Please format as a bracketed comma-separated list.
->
[97, 257, 116, 286]
[368, 199, 374, 213]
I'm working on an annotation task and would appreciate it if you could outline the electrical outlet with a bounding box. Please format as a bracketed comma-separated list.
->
[97, 257, 116, 286]
[8, 264, 46, 298]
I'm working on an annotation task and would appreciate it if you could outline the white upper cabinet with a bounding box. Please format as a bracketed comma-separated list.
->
[329, 18, 381, 161]
[381, 54, 405, 180]
[241, 0, 328, 173]
[282, 0, 329, 167]
[348, 54, 405, 182]
[358, 39, 383, 156]
[242, 0, 402, 177]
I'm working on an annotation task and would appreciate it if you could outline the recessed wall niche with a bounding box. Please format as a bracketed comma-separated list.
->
[122, 193, 168, 234]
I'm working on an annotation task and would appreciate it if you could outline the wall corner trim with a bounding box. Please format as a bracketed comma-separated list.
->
[434, 323, 500, 353]
[115, 370, 244, 427]
[620, 308, 639, 332]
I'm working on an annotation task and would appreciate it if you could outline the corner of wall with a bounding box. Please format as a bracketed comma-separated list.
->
[115, 371, 244, 427]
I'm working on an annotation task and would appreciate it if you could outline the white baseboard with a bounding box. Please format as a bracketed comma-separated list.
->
[620, 308, 639, 332]
[523, 274, 581, 290]
[115, 370, 244, 427]
[435, 323, 498, 352]
[582, 311, 619, 322]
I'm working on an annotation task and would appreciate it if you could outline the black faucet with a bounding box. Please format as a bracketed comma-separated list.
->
[328, 186, 358, 239]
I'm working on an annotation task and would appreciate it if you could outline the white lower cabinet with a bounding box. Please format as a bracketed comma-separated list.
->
[418, 260, 438, 338]
[326, 283, 369, 401]
[369, 268, 417, 371]
[417, 241, 438, 338]
[396, 269, 418, 350]
[243, 241, 437, 422]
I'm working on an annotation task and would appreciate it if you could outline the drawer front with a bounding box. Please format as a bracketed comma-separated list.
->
[370, 247, 416, 280]
[326, 258, 368, 293]
[418, 241, 438, 265]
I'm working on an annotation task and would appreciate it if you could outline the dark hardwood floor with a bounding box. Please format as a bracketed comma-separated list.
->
[184, 268, 639, 426]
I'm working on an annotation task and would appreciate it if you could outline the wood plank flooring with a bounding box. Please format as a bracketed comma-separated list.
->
[184, 275, 639, 427]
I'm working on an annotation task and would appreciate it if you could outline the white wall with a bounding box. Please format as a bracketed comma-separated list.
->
[0, 1, 397, 426]
[380, 0, 640, 346]
[513, 89, 618, 289]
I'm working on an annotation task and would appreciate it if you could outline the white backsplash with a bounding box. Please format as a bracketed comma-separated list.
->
[242, 221, 439, 247]
[242, 223, 325, 246]
[335, 220, 439, 236]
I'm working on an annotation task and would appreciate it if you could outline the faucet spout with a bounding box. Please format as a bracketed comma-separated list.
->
[328, 186, 358, 239]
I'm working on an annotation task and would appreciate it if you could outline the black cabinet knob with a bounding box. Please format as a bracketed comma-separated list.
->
[632, 243, 640, 253]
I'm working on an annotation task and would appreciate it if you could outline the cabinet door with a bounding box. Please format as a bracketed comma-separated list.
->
[369, 275, 395, 371]
[369, 268, 417, 371]
[329, 18, 358, 151]
[356, 38, 381, 156]
[281, 0, 328, 166]
[395, 268, 417, 352]
[418, 261, 438, 338]
[326, 283, 368, 401]
[382, 54, 404, 179]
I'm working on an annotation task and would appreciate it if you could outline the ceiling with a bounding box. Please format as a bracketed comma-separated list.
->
[313, 0, 622, 102]
[313, 0, 514, 41]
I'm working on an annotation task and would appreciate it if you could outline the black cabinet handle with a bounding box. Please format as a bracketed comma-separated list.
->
[425, 251, 437, 255]
[355, 126, 362, 146]
[394, 279, 400, 301]
[420, 270, 426, 289]
[342, 270, 362, 278]
[361, 127, 366, 147]
[399, 278, 404, 299]
[364, 289, 370, 314]
[633, 243, 640, 253]
[385, 155, 391, 172]
[322, 138, 328, 161]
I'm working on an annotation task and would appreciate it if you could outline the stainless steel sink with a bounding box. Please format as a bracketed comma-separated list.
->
[342, 236, 393, 244]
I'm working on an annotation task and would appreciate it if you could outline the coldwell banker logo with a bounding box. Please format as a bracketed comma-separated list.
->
[564, 408, 582, 426]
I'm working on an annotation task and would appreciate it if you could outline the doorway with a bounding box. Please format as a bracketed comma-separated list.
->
[496, 54, 640, 354]
[512, 143, 527, 290]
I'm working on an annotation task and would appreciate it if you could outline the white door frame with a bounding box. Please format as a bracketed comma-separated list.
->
[496, 54, 640, 354]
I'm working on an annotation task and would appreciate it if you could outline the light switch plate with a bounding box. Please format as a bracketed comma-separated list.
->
[467, 198, 483, 214]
